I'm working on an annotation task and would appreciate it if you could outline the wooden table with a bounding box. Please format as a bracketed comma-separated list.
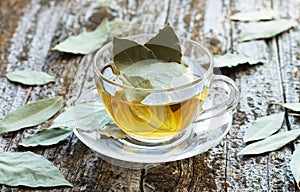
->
[1, 0, 299, 191]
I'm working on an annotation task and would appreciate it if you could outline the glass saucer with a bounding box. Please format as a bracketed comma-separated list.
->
[73, 88, 233, 169]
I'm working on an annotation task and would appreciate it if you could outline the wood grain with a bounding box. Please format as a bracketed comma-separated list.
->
[0, 0, 299, 191]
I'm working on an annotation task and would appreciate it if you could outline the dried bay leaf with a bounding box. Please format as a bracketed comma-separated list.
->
[243, 112, 285, 143]
[0, 97, 62, 134]
[123, 61, 187, 88]
[278, 103, 300, 112]
[52, 18, 109, 54]
[20, 128, 72, 147]
[50, 101, 112, 130]
[214, 53, 262, 68]
[109, 19, 131, 35]
[238, 129, 300, 156]
[120, 61, 188, 101]
[238, 19, 297, 42]
[96, 0, 111, 7]
[290, 146, 300, 190]
[112, 23, 185, 101]
[144, 23, 182, 63]
[230, 9, 279, 21]
[113, 37, 156, 72]
[97, 123, 126, 139]
[0, 151, 72, 187]
[6, 71, 55, 86]
[50, 101, 125, 139]
[122, 74, 154, 88]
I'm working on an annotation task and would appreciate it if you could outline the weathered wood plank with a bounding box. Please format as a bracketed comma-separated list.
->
[273, 0, 300, 190]
[190, 0, 231, 190]
[40, 0, 169, 191]
[226, 0, 295, 190]
[1, 0, 299, 191]
[71, 0, 170, 191]
[147, 0, 232, 191]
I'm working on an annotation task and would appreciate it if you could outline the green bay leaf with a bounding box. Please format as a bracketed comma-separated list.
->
[0, 151, 72, 187]
[20, 128, 72, 147]
[238, 19, 297, 42]
[278, 103, 300, 112]
[113, 37, 156, 72]
[214, 53, 263, 68]
[0, 97, 63, 134]
[6, 71, 55, 86]
[230, 9, 279, 21]
[144, 23, 182, 63]
[238, 129, 300, 156]
[52, 18, 109, 54]
[243, 112, 285, 143]
[290, 145, 300, 190]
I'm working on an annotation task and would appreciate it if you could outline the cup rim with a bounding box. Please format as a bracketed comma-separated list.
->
[94, 34, 213, 93]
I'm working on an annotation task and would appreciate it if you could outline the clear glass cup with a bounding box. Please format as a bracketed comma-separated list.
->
[93, 24, 239, 146]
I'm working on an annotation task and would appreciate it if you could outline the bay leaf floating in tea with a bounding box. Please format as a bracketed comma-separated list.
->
[111, 23, 186, 100]
[144, 23, 182, 63]
[113, 37, 156, 72]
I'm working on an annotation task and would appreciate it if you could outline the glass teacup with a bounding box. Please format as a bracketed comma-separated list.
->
[93, 25, 239, 145]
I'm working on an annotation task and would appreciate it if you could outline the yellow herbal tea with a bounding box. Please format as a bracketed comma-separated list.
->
[96, 63, 209, 141]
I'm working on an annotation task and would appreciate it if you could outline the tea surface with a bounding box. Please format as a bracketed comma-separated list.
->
[97, 62, 209, 140]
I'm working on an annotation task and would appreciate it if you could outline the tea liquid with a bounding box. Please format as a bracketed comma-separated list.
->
[96, 62, 209, 140]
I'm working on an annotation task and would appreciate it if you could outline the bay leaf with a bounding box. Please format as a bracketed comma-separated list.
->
[6, 71, 55, 86]
[214, 53, 262, 68]
[98, 124, 126, 139]
[96, 0, 111, 7]
[122, 74, 154, 88]
[290, 145, 300, 190]
[108, 19, 131, 35]
[243, 112, 285, 143]
[121, 74, 152, 102]
[50, 101, 125, 139]
[230, 9, 279, 21]
[50, 101, 111, 130]
[20, 128, 72, 147]
[52, 18, 109, 54]
[123, 61, 187, 88]
[237, 129, 300, 156]
[113, 37, 156, 72]
[238, 19, 297, 42]
[121, 61, 188, 101]
[0, 97, 63, 134]
[278, 103, 300, 112]
[0, 151, 72, 187]
[144, 23, 182, 63]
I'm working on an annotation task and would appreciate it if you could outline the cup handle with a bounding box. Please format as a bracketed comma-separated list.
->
[194, 75, 240, 122]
